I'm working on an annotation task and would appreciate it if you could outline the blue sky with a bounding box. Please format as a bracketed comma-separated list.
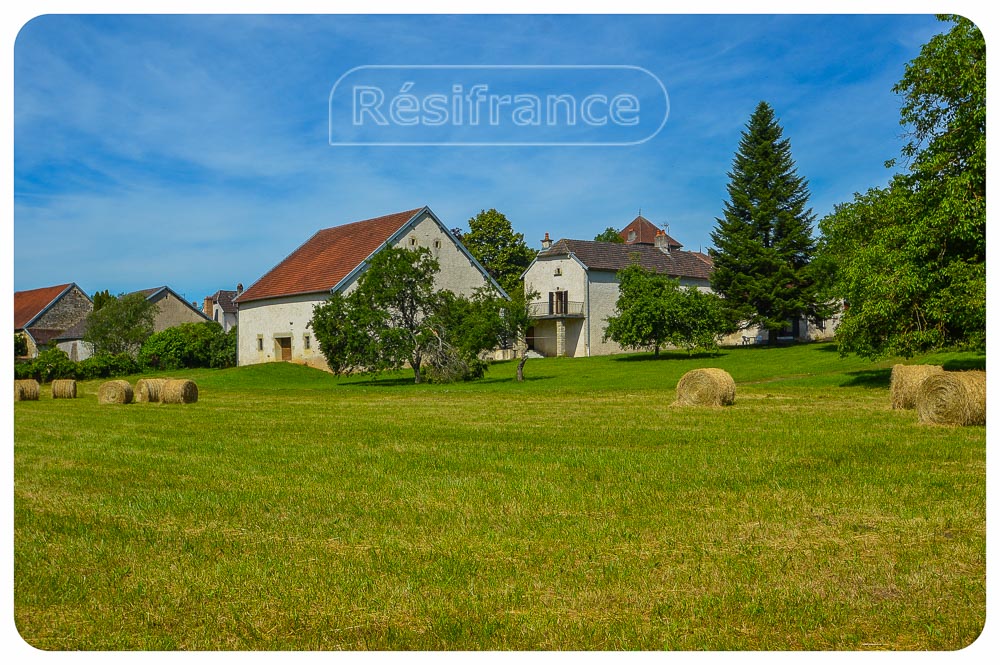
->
[13, 13, 947, 303]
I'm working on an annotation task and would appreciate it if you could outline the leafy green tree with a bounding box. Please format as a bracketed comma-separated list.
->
[311, 247, 446, 384]
[605, 265, 730, 356]
[604, 265, 676, 356]
[594, 227, 624, 243]
[709, 101, 826, 344]
[91, 289, 115, 311]
[665, 286, 732, 354]
[505, 287, 540, 382]
[819, 16, 984, 358]
[82, 291, 156, 357]
[461, 208, 536, 295]
[15, 332, 28, 358]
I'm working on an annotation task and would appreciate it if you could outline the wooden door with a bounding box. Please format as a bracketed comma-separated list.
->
[277, 337, 292, 361]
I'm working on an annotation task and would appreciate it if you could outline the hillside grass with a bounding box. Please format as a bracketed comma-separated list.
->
[13, 343, 986, 650]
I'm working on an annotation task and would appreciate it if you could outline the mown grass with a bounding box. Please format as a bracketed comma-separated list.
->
[13, 343, 985, 650]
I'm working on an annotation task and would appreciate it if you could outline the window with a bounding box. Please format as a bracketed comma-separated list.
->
[433, 240, 442, 249]
[549, 290, 569, 315]
[554, 267, 562, 276]
[409, 237, 418, 247]
[304, 334, 311, 350]
[257, 336, 264, 351]
[214, 310, 219, 322]
[627, 230, 637, 242]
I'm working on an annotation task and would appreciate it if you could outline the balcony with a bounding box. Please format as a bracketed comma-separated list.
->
[528, 300, 585, 318]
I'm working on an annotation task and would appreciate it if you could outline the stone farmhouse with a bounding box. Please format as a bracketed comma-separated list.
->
[233, 206, 503, 369]
[14, 283, 92, 359]
[522, 215, 837, 357]
[52, 285, 210, 361]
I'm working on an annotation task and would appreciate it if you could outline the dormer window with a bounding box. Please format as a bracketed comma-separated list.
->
[628, 231, 637, 242]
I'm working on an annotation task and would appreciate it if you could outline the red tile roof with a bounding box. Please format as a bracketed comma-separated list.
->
[14, 283, 72, 329]
[236, 208, 424, 304]
[619, 215, 682, 248]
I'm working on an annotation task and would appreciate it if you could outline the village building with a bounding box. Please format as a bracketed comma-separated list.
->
[203, 285, 241, 332]
[14, 283, 93, 359]
[523, 215, 837, 357]
[233, 206, 502, 369]
[52, 285, 210, 361]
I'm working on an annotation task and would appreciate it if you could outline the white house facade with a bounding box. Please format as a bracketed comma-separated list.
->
[234, 206, 503, 369]
[523, 228, 713, 357]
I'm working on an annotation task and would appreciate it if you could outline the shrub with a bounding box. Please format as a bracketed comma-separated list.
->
[140, 322, 230, 370]
[21, 348, 77, 383]
[76, 353, 140, 380]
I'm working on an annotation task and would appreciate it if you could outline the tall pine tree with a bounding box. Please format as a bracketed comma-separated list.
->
[709, 101, 823, 344]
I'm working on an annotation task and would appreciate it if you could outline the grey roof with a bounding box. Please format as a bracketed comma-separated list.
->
[540, 239, 713, 281]
[210, 290, 239, 314]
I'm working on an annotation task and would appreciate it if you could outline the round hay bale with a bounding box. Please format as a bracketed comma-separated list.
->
[51, 379, 77, 399]
[14, 379, 40, 402]
[98, 380, 134, 405]
[135, 378, 168, 403]
[674, 368, 736, 407]
[162, 379, 198, 404]
[916, 371, 986, 426]
[890, 364, 945, 410]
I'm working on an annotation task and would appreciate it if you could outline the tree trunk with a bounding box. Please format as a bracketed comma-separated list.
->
[654, 344, 660, 357]
[412, 354, 422, 384]
[768, 328, 778, 345]
[516, 355, 527, 382]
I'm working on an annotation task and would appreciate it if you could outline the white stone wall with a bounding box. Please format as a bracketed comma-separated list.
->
[236, 294, 329, 368]
[212, 303, 237, 332]
[55, 339, 94, 362]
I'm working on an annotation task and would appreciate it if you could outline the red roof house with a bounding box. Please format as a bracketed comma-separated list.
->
[234, 206, 500, 368]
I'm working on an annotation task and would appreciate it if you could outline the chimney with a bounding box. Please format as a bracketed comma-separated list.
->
[541, 232, 552, 250]
[203, 297, 213, 317]
[654, 229, 669, 253]
[236, 283, 244, 294]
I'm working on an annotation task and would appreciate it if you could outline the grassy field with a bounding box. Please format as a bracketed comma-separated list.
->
[13, 343, 986, 650]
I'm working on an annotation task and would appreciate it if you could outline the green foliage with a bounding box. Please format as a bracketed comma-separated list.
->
[138, 321, 235, 370]
[76, 353, 140, 380]
[16, 348, 77, 383]
[15, 332, 28, 358]
[82, 292, 156, 357]
[311, 247, 448, 383]
[604, 265, 730, 355]
[593, 227, 624, 243]
[91, 289, 115, 311]
[461, 208, 536, 295]
[709, 101, 827, 342]
[819, 16, 985, 358]
[604, 265, 676, 355]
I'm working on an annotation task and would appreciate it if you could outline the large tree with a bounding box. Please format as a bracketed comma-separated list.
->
[311, 246, 442, 383]
[819, 16, 985, 358]
[82, 292, 157, 357]
[709, 101, 825, 344]
[461, 209, 536, 295]
[311, 246, 505, 384]
[604, 264, 730, 356]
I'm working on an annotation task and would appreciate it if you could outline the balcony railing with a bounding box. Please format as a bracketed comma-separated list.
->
[528, 300, 585, 318]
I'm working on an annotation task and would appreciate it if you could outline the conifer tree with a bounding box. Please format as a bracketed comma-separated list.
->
[709, 101, 824, 343]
